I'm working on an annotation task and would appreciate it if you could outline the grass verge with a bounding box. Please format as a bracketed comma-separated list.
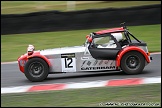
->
[1, 1, 161, 14]
[1, 83, 161, 107]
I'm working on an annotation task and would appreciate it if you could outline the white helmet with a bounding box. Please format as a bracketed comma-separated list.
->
[27, 44, 35, 52]
[111, 33, 123, 42]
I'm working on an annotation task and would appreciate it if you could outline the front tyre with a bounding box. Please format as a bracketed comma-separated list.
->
[24, 58, 49, 82]
[121, 51, 145, 74]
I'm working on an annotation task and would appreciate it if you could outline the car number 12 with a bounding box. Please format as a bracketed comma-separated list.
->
[61, 54, 76, 72]
[64, 58, 73, 68]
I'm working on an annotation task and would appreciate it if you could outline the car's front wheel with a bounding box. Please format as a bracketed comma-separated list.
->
[120, 51, 145, 74]
[24, 58, 49, 82]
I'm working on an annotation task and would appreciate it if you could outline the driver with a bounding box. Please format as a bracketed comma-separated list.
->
[97, 33, 123, 48]
[27, 44, 35, 52]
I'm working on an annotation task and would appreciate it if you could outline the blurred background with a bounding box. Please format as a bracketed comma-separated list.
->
[1, 1, 161, 35]
[1, 1, 161, 14]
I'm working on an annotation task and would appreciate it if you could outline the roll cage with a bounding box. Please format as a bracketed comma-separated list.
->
[85, 22, 144, 47]
[85, 22, 147, 60]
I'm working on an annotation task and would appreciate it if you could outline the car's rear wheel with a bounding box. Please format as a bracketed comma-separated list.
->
[121, 51, 145, 74]
[24, 58, 49, 82]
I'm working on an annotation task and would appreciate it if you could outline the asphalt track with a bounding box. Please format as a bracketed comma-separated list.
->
[1, 53, 161, 88]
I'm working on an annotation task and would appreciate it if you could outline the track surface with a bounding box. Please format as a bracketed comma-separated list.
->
[1, 54, 161, 87]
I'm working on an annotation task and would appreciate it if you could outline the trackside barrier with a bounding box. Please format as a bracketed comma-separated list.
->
[1, 4, 161, 35]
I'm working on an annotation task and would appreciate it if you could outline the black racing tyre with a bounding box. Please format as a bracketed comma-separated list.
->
[24, 58, 49, 82]
[120, 51, 145, 74]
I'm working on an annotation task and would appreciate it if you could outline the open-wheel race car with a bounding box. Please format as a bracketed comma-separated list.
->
[18, 23, 152, 82]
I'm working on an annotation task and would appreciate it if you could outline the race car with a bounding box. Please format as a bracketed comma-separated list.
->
[18, 23, 152, 82]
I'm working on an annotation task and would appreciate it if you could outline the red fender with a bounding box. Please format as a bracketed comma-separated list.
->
[116, 46, 151, 67]
[27, 51, 51, 67]
[18, 54, 28, 73]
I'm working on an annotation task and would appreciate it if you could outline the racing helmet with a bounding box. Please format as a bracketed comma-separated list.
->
[111, 33, 123, 42]
[27, 44, 35, 55]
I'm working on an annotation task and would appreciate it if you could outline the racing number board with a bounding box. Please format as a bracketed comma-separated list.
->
[61, 53, 76, 72]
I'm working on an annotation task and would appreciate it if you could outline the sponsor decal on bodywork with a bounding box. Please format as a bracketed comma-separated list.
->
[93, 60, 98, 66]
[87, 61, 91, 66]
[81, 60, 116, 70]
[81, 57, 89, 60]
[61, 53, 75, 58]
[81, 66, 116, 70]
[19, 60, 26, 66]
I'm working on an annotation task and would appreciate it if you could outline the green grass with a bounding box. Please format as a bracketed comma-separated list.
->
[1, 83, 161, 107]
[1, 1, 161, 14]
[1, 24, 161, 62]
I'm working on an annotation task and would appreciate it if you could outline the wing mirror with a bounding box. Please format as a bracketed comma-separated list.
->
[86, 35, 92, 43]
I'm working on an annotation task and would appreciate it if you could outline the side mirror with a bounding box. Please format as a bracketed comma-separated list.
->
[86, 35, 92, 43]
[88, 37, 92, 43]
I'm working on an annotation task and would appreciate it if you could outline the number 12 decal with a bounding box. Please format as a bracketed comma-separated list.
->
[64, 58, 73, 68]
[61, 53, 76, 72]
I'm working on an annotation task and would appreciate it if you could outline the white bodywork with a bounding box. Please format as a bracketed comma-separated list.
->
[39, 45, 116, 73]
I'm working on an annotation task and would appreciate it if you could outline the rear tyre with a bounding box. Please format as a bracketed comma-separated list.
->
[24, 58, 49, 82]
[121, 51, 145, 74]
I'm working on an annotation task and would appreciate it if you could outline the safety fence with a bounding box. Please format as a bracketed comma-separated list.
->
[1, 4, 161, 35]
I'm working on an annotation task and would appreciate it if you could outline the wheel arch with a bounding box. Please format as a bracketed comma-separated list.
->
[116, 46, 150, 67]
[27, 55, 51, 68]
[25, 56, 50, 82]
